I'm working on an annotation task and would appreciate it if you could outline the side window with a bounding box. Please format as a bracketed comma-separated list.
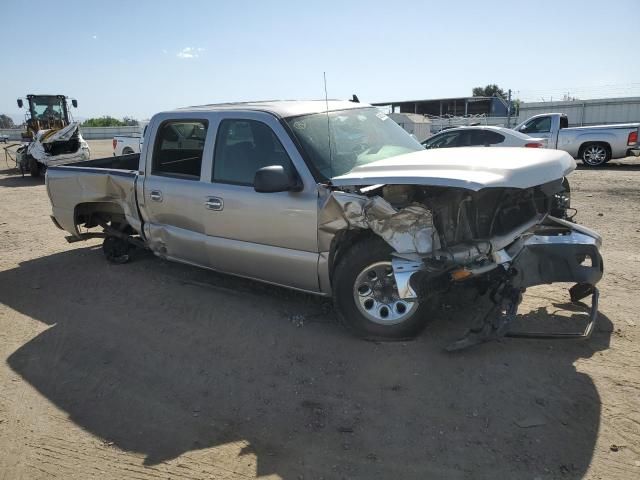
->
[484, 130, 505, 145]
[456, 131, 473, 146]
[152, 120, 207, 179]
[213, 119, 293, 185]
[525, 117, 552, 134]
[469, 130, 486, 146]
[424, 131, 460, 149]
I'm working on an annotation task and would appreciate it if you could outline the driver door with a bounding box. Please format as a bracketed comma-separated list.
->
[200, 112, 321, 292]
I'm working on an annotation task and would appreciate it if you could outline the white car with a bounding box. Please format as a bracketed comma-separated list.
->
[422, 126, 546, 150]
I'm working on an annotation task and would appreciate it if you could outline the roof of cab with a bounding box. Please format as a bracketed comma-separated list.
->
[170, 100, 368, 118]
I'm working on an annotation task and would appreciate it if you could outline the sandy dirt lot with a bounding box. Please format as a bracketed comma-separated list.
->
[0, 141, 638, 479]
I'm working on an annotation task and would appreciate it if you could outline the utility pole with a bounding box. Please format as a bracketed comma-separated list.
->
[506, 89, 512, 128]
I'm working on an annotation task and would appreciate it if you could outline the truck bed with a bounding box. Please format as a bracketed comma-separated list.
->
[61, 153, 141, 171]
[46, 154, 142, 239]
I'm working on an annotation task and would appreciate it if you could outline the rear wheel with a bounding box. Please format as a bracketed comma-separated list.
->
[122, 147, 134, 155]
[102, 236, 132, 264]
[333, 237, 431, 340]
[580, 143, 610, 166]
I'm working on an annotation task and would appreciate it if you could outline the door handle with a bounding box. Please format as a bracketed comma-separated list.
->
[150, 190, 163, 202]
[205, 196, 223, 211]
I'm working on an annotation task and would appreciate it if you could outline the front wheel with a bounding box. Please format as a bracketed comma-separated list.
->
[333, 237, 431, 340]
[580, 143, 610, 167]
[28, 156, 42, 178]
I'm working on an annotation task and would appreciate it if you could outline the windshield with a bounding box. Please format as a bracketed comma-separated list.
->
[31, 96, 65, 122]
[286, 107, 423, 179]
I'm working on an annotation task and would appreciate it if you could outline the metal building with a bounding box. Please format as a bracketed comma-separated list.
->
[373, 96, 510, 117]
[517, 97, 640, 126]
[388, 113, 431, 142]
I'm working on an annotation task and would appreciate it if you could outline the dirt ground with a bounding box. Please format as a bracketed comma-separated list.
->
[0, 141, 638, 479]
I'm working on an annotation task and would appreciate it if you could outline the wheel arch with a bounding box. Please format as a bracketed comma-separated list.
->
[578, 141, 612, 163]
[74, 201, 130, 230]
[327, 228, 383, 288]
[578, 139, 612, 154]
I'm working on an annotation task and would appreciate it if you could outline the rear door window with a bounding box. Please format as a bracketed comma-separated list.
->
[423, 131, 461, 149]
[151, 120, 208, 179]
[483, 130, 505, 145]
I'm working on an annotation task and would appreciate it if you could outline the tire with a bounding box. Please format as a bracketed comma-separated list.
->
[102, 236, 132, 264]
[123, 147, 134, 155]
[333, 236, 431, 340]
[580, 143, 610, 167]
[28, 156, 41, 178]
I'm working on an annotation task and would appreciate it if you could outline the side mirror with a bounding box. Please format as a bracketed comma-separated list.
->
[72, 99, 78, 108]
[254, 165, 298, 193]
[17, 99, 23, 108]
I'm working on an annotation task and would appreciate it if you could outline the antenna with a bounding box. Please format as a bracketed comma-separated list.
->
[323, 72, 333, 178]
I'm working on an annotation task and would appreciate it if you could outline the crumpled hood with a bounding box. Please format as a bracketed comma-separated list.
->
[331, 147, 576, 191]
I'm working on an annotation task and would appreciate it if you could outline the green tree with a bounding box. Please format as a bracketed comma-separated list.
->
[0, 114, 16, 128]
[82, 116, 126, 127]
[472, 84, 507, 98]
[122, 116, 139, 126]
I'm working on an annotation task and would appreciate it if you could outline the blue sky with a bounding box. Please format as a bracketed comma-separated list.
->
[2, 0, 639, 120]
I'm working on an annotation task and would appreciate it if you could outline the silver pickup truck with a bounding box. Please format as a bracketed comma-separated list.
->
[515, 113, 640, 166]
[46, 100, 603, 350]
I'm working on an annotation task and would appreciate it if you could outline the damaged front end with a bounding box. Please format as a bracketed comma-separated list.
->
[320, 179, 602, 350]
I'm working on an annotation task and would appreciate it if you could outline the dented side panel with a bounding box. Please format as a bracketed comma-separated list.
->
[46, 167, 141, 236]
[318, 190, 439, 254]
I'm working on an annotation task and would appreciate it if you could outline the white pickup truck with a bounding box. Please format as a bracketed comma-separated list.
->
[515, 113, 640, 166]
[113, 124, 148, 156]
[112, 134, 142, 156]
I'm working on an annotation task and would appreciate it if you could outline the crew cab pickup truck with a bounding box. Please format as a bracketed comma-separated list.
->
[46, 100, 603, 350]
[515, 113, 640, 166]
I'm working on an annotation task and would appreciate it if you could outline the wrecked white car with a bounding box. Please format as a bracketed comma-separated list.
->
[18, 122, 90, 176]
[45, 101, 603, 349]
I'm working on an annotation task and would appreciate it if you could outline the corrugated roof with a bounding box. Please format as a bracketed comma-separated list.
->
[372, 96, 500, 106]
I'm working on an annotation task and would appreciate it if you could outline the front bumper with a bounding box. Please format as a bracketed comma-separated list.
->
[392, 216, 603, 298]
[507, 217, 603, 289]
[392, 216, 603, 348]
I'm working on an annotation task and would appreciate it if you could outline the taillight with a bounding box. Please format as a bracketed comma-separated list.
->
[112, 138, 117, 150]
[525, 142, 543, 148]
[628, 131, 638, 145]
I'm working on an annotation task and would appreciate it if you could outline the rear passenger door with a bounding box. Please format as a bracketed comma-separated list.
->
[142, 118, 214, 266]
[201, 112, 320, 292]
